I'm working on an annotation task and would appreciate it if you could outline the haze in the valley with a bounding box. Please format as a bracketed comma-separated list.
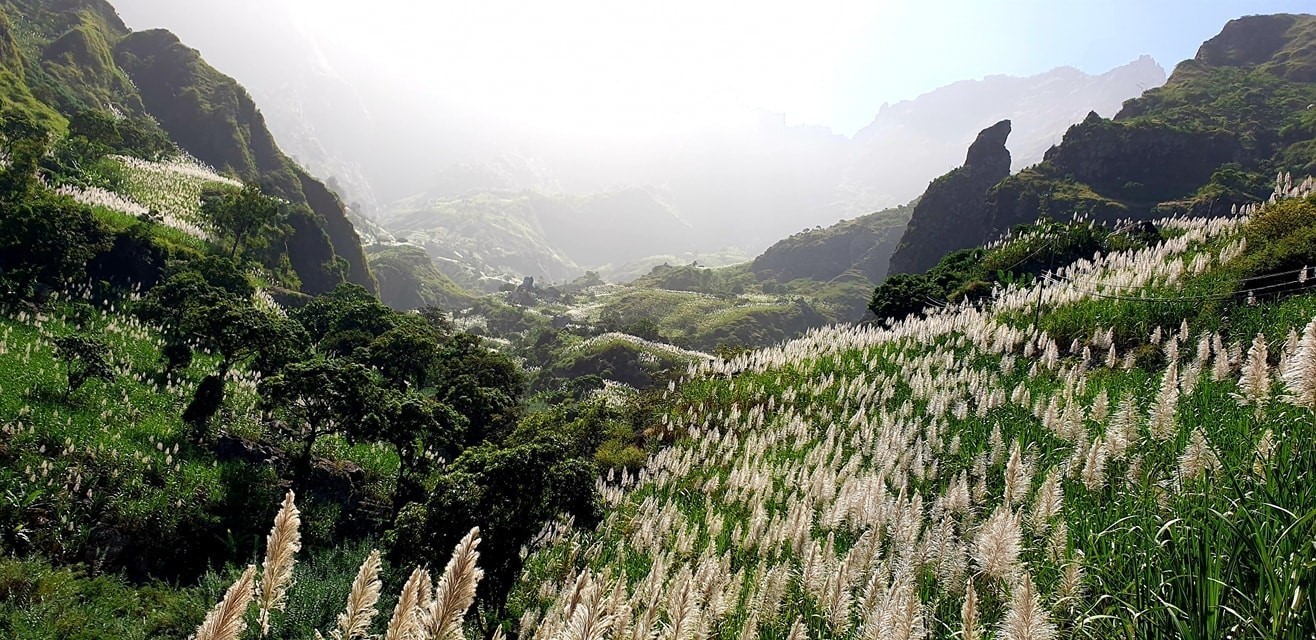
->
[108, 0, 1310, 283]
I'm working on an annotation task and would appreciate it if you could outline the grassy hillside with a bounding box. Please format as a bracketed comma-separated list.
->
[508, 185, 1316, 638]
[0, 0, 376, 296]
[366, 242, 478, 312]
[751, 205, 912, 286]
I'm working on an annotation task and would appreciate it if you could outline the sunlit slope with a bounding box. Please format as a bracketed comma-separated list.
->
[511, 179, 1316, 638]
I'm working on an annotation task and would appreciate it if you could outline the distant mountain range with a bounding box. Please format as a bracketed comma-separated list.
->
[103, 0, 1168, 286]
[886, 13, 1316, 283]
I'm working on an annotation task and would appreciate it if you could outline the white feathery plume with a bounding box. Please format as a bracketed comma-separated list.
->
[999, 572, 1057, 640]
[258, 490, 301, 636]
[331, 550, 383, 640]
[1282, 318, 1316, 409]
[961, 579, 980, 640]
[1148, 360, 1179, 441]
[1234, 333, 1271, 415]
[428, 528, 485, 640]
[195, 565, 257, 640]
[974, 505, 1022, 581]
[385, 568, 429, 640]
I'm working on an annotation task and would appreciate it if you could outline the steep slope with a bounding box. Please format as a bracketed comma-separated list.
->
[0, 7, 66, 130]
[112, 29, 375, 294]
[988, 15, 1316, 229]
[0, 0, 376, 297]
[750, 204, 912, 285]
[101, 1, 1164, 277]
[38, 10, 141, 114]
[514, 177, 1316, 639]
[888, 120, 1014, 275]
[367, 242, 478, 312]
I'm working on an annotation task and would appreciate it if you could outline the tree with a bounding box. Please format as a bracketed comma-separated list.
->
[367, 391, 466, 505]
[368, 323, 441, 390]
[430, 333, 525, 446]
[203, 184, 287, 259]
[868, 273, 944, 322]
[260, 358, 383, 483]
[0, 107, 49, 197]
[182, 373, 226, 440]
[53, 334, 115, 398]
[293, 283, 396, 350]
[387, 433, 600, 621]
[0, 190, 111, 301]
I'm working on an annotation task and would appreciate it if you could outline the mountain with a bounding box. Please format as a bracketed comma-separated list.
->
[887, 120, 1015, 275]
[0, 0, 375, 296]
[844, 56, 1166, 206]
[95, 1, 1166, 283]
[366, 242, 477, 311]
[750, 204, 912, 285]
[382, 187, 698, 288]
[889, 13, 1316, 280]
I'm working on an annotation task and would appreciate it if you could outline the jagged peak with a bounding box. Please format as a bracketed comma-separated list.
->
[965, 119, 1012, 170]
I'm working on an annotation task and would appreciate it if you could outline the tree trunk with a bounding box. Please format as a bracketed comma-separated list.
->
[295, 428, 320, 488]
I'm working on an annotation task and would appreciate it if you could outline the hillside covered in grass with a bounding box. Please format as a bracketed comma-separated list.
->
[5, 5, 1316, 640]
[0, 0, 375, 296]
[509, 179, 1316, 640]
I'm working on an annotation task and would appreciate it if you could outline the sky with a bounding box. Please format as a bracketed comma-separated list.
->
[230, 0, 1316, 137]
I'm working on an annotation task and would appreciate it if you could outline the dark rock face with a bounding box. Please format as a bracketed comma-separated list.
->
[887, 120, 1013, 276]
[965, 119, 1013, 169]
[1043, 113, 1239, 201]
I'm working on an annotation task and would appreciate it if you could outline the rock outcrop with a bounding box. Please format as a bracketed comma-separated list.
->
[887, 120, 1013, 276]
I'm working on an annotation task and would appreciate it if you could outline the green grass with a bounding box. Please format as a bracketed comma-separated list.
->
[508, 208, 1316, 639]
[0, 296, 400, 584]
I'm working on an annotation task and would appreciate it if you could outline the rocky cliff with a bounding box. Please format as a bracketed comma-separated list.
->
[887, 14, 1316, 280]
[887, 120, 1013, 276]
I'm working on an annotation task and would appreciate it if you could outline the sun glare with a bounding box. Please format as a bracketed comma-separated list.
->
[288, 0, 886, 138]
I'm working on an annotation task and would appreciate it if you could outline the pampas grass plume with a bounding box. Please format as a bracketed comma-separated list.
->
[427, 527, 485, 640]
[332, 549, 383, 640]
[195, 565, 257, 640]
[258, 490, 301, 636]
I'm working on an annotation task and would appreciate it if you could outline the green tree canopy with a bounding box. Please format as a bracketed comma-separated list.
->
[260, 357, 383, 482]
[53, 333, 115, 398]
[202, 183, 288, 259]
[388, 432, 600, 619]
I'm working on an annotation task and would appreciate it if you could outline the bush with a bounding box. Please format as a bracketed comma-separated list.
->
[869, 273, 943, 321]
[0, 190, 111, 300]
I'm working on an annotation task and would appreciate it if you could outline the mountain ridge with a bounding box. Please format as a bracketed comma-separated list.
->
[0, 0, 377, 295]
[885, 13, 1316, 280]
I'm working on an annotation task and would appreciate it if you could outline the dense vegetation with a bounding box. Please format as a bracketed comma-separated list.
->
[5, 5, 1316, 640]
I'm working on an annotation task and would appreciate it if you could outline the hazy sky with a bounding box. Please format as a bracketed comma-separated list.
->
[116, 1, 1314, 137]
